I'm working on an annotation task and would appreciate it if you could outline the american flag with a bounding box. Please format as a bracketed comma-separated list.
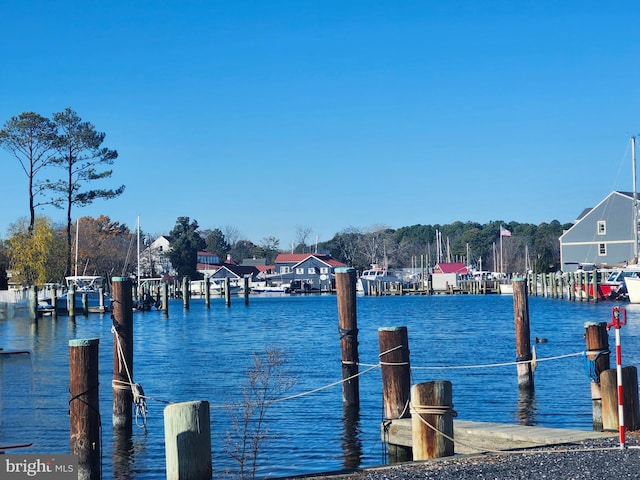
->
[500, 226, 511, 237]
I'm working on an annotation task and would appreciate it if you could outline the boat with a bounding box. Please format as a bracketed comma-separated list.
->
[625, 275, 640, 303]
[54, 275, 111, 312]
[499, 282, 513, 295]
[251, 284, 288, 293]
[578, 266, 640, 301]
[357, 265, 405, 294]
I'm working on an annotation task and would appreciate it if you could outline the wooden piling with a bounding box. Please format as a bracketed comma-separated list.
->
[29, 285, 38, 321]
[410, 381, 455, 460]
[244, 276, 250, 305]
[379, 326, 412, 462]
[112, 277, 134, 432]
[336, 267, 359, 407]
[584, 321, 610, 431]
[162, 283, 169, 317]
[98, 287, 105, 312]
[378, 327, 411, 420]
[82, 293, 89, 316]
[69, 338, 101, 480]
[513, 278, 534, 391]
[592, 272, 599, 302]
[601, 366, 640, 432]
[182, 277, 190, 310]
[204, 276, 210, 308]
[51, 288, 57, 318]
[164, 401, 212, 480]
[68, 283, 76, 317]
[224, 277, 231, 307]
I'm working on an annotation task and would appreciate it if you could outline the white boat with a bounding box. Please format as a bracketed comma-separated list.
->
[499, 282, 514, 295]
[357, 265, 405, 294]
[55, 276, 111, 312]
[625, 275, 640, 303]
[251, 284, 288, 293]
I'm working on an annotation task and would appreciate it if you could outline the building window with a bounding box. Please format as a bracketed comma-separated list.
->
[320, 267, 329, 274]
[281, 266, 290, 273]
[597, 221, 606, 235]
[598, 243, 607, 256]
[296, 268, 304, 274]
[308, 267, 317, 274]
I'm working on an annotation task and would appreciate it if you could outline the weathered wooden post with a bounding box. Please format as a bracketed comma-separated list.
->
[68, 283, 76, 317]
[601, 366, 640, 432]
[592, 271, 599, 302]
[98, 287, 105, 312]
[244, 276, 250, 305]
[164, 401, 212, 480]
[162, 282, 169, 317]
[82, 292, 89, 316]
[513, 278, 534, 391]
[51, 288, 58, 318]
[112, 277, 134, 432]
[336, 267, 359, 407]
[204, 276, 210, 308]
[411, 381, 455, 460]
[378, 326, 411, 461]
[577, 272, 584, 301]
[29, 285, 38, 322]
[224, 277, 231, 307]
[182, 277, 190, 310]
[69, 338, 100, 480]
[584, 321, 610, 431]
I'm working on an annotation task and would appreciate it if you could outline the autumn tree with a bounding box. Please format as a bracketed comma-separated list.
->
[71, 215, 134, 277]
[45, 108, 125, 276]
[0, 112, 58, 232]
[167, 217, 206, 278]
[7, 216, 66, 285]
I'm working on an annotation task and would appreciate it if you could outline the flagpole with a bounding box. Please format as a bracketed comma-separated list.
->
[500, 228, 504, 274]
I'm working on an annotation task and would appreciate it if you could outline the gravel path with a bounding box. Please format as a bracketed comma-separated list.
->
[294, 434, 640, 480]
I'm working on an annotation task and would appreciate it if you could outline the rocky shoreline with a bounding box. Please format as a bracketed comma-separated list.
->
[290, 434, 640, 480]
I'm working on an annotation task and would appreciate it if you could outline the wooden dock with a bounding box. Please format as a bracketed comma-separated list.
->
[382, 418, 614, 454]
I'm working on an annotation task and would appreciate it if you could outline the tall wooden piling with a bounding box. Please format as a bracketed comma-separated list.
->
[336, 267, 359, 407]
[112, 277, 134, 432]
[379, 326, 412, 461]
[182, 277, 190, 310]
[68, 283, 76, 317]
[584, 321, 610, 431]
[513, 278, 534, 391]
[224, 277, 231, 307]
[29, 285, 38, 321]
[244, 276, 250, 305]
[411, 381, 455, 460]
[204, 276, 210, 308]
[164, 401, 212, 480]
[98, 287, 105, 312]
[51, 288, 57, 318]
[69, 338, 101, 480]
[601, 366, 640, 432]
[162, 283, 169, 317]
[378, 327, 411, 419]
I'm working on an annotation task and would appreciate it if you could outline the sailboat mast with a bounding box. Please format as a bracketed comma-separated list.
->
[137, 216, 141, 295]
[633, 136, 638, 261]
[74, 218, 79, 277]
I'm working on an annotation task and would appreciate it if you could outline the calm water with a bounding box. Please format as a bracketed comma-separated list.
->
[2, 294, 640, 478]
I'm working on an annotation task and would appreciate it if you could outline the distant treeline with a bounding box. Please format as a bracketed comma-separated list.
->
[317, 220, 572, 274]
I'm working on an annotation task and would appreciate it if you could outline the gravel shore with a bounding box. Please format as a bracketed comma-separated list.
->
[294, 434, 640, 480]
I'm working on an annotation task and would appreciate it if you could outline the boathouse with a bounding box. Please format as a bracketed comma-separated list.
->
[559, 191, 638, 272]
[272, 253, 347, 292]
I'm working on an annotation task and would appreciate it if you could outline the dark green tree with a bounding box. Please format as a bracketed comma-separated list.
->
[46, 108, 125, 276]
[167, 217, 206, 278]
[253, 236, 280, 264]
[0, 112, 58, 232]
[204, 228, 231, 261]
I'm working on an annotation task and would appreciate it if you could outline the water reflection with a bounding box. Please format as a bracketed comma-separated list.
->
[112, 428, 134, 480]
[340, 406, 362, 470]
[517, 389, 537, 425]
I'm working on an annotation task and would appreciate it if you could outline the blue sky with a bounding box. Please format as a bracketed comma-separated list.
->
[1, 1, 638, 248]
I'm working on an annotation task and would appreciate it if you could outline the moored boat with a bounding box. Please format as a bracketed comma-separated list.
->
[54, 276, 111, 312]
[357, 265, 405, 294]
[625, 275, 640, 303]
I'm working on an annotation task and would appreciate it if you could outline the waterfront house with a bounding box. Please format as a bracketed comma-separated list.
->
[272, 253, 347, 292]
[559, 191, 638, 272]
[432, 262, 468, 291]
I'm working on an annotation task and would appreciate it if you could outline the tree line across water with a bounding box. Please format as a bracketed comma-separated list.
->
[0, 108, 570, 286]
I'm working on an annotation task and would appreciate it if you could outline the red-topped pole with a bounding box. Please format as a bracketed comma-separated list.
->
[608, 306, 627, 449]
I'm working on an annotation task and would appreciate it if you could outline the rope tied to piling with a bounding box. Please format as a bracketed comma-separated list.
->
[68, 383, 102, 420]
[410, 402, 457, 417]
[338, 325, 358, 340]
[584, 349, 611, 382]
[111, 323, 148, 430]
[379, 344, 410, 366]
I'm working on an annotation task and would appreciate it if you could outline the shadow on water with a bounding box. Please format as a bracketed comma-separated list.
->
[517, 389, 537, 426]
[340, 406, 363, 471]
[112, 428, 134, 480]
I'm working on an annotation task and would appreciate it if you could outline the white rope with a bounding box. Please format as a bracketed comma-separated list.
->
[111, 324, 148, 430]
[360, 351, 585, 370]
